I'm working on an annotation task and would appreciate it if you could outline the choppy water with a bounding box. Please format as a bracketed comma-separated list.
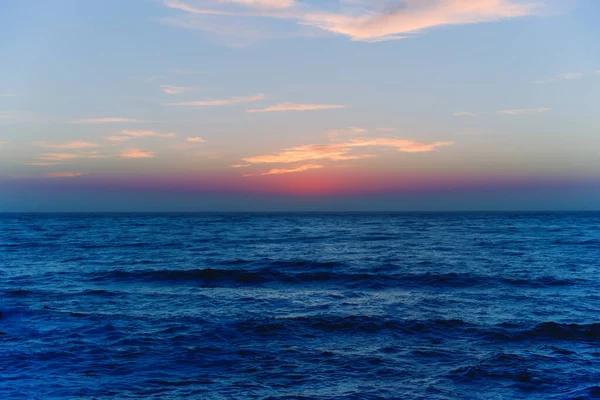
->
[1, 212, 599, 399]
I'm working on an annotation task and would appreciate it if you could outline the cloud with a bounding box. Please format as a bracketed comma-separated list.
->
[169, 67, 206, 75]
[35, 141, 101, 149]
[160, 85, 195, 94]
[453, 111, 485, 117]
[70, 117, 148, 124]
[46, 172, 84, 178]
[104, 136, 131, 142]
[186, 136, 206, 142]
[260, 164, 323, 176]
[163, 0, 541, 43]
[347, 137, 454, 153]
[326, 126, 367, 139]
[37, 153, 80, 161]
[533, 72, 585, 84]
[36, 152, 109, 161]
[121, 130, 176, 138]
[454, 108, 550, 116]
[229, 0, 295, 10]
[243, 137, 451, 164]
[232, 164, 250, 168]
[25, 162, 58, 166]
[247, 103, 345, 113]
[120, 148, 155, 158]
[166, 93, 265, 107]
[498, 107, 550, 115]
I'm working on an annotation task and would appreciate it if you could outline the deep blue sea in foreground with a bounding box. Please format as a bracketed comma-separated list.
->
[1, 212, 599, 399]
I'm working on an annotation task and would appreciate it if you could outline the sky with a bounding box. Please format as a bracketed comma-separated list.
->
[1, 0, 599, 211]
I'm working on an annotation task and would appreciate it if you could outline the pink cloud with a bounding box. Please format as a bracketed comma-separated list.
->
[46, 172, 84, 178]
[120, 149, 155, 158]
[247, 103, 345, 113]
[166, 93, 265, 107]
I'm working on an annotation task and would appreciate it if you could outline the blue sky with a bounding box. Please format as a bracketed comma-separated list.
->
[0, 0, 599, 211]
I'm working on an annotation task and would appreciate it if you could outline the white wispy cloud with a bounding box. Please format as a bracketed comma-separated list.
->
[70, 117, 148, 124]
[229, 0, 295, 10]
[247, 103, 345, 113]
[34, 141, 101, 149]
[120, 148, 155, 158]
[498, 107, 550, 115]
[453, 111, 486, 117]
[166, 93, 265, 107]
[163, 0, 541, 43]
[454, 108, 550, 116]
[533, 72, 585, 84]
[160, 85, 196, 94]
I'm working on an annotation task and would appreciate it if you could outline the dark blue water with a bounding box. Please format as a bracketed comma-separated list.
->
[1, 213, 599, 399]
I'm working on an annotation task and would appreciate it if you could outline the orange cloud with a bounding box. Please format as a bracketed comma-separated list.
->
[247, 103, 345, 113]
[35, 141, 100, 149]
[326, 126, 367, 139]
[186, 137, 206, 142]
[347, 138, 454, 153]
[38, 153, 79, 161]
[260, 164, 324, 176]
[70, 117, 147, 124]
[166, 93, 265, 107]
[242, 137, 452, 164]
[104, 136, 131, 142]
[120, 149, 155, 158]
[121, 130, 176, 138]
[46, 172, 84, 178]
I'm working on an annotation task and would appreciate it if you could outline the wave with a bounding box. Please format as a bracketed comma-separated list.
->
[217, 315, 600, 343]
[86, 266, 579, 290]
[491, 321, 600, 342]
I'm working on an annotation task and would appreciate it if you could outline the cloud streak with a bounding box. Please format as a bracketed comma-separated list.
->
[121, 130, 176, 138]
[70, 117, 148, 124]
[163, 0, 541, 43]
[46, 172, 84, 178]
[166, 93, 265, 107]
[498, 107, 550, 115]
[35, 141, 101, 149]
[120, 149, 155, 158]
[533, 72, 585, 84]
[37, 153, 80, 161]
[243, 137, 452, 164]
[259, 164, 324, 176]
[454, 107, 550, 116]
[160, 85, 195, 94]
[247, 103, 346, 113]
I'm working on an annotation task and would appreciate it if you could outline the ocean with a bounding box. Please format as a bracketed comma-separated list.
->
[1, 212, 599, 399]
